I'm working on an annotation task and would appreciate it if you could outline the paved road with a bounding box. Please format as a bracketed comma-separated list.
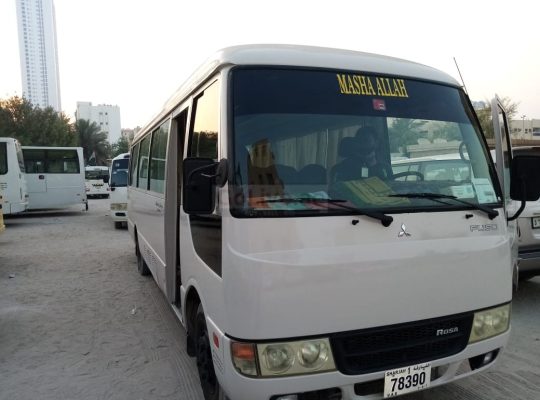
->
[0, 199, 539, 400]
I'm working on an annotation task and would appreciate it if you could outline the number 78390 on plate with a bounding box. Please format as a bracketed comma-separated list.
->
[383, 362, 431, 398]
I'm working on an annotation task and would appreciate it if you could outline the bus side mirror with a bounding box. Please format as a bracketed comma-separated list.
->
[183, 158, 217, 215]
[510, 154, 540, 202]
[103, 175, 110, 184]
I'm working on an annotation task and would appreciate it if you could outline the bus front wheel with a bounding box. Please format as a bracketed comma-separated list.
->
[136, 239, 150, 276]
[195, 304, 226, 400]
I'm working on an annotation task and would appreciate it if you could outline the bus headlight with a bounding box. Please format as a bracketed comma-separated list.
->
[257, 339, 335, 377]
[298, 341, 330, 368]
[468, 304, 510, 344]
[261, 344, 295, 373]
[231, 338, 336, 377]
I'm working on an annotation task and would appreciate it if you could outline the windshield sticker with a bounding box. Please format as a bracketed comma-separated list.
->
[450, 185, 474, 199]
[373, 99, 386, 111]
[333, 177, 410, 207]
[336, 74, 408, 98]
[472, 178, 497, 203]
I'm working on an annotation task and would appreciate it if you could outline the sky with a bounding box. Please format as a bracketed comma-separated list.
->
[1, 0, 539, 130]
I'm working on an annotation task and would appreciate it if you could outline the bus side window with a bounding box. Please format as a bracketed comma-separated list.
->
[188, 81, 219, 160]
[138, 136, 151, 190]
[130, 143, 140, 187]
[23, 149, 46, 173]
[0, 143, 7, 174]
[149, 120, 169, 194]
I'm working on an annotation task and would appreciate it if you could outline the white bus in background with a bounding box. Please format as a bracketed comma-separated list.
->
[22, 146, 87, 211]
[127, 45, 540, 400]
[109, 152, 129, 229]
[0, 137, 28, 214]
[85, 165, 110, 198]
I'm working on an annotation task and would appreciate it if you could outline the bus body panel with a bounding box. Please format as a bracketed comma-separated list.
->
[109, 153, 130, 223]
[130, 187, 167, 290]
[0, 138, 28, 214]
[22, 146, 87, 211]
[220, 211, 511, 339]
[0, 190, 5, 233]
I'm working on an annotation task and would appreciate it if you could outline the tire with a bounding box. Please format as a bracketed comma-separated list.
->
[195, 304, 225, 400]
[136, 239, 150, 276]
[519, 272, 538, 282]
[114, 221, 122, 229]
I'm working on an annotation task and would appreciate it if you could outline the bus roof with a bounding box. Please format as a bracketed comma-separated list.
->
[112, 152, 130, 160]
[0, 137, 20, 144]
[136, 44, 461, 141]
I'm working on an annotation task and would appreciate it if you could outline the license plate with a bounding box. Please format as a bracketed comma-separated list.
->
[532, 217, 540, 229]
[383, 362, 431, 398]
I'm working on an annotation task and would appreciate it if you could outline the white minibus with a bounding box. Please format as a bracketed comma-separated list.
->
[0, 137, 28, 214]
[127, 45, 540, 400]
[109, 152, 130, 228]
[22, 146, 87, 211]
[85, 165, 110, 198]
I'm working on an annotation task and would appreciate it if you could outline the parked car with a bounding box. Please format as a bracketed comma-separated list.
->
[490, 147, 540, 280]
[512, 147, 540, 280]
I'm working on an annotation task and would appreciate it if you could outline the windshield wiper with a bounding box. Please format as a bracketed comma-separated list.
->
[261, 197, 393, 227]
[388, 192, 498, 220]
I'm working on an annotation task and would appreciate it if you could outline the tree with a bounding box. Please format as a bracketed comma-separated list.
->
[476, 97, 519, 139]
[388, 119, 428, 154]
[111, 135, 129, 158]
[75, 119, 111, 165]
[0, 96, 76, 146]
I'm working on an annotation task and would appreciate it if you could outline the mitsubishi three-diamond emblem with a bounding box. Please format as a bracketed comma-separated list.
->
[398, 223, 411, 237]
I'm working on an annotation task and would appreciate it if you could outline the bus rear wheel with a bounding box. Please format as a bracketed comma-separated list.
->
[195, 304, 225, 400]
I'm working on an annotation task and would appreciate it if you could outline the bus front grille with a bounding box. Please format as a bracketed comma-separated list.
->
[329, 313, 474, 375]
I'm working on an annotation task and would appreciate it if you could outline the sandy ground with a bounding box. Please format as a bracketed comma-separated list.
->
[0, 199, 203, 400]
[1, 198, 539, 400]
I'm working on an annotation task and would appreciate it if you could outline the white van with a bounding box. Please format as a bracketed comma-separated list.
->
[109, 152, 129, 228]
[127, 45, 539, 400]
[85, 166, 110, 198]
[0, 137, 28, 214]
[22, 146, 87, 211]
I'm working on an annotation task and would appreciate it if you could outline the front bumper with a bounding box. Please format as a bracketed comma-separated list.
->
[518, 247, 540, 274]
[208, 318, 509, 400]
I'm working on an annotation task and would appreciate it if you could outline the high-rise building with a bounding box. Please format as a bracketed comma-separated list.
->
[15, 0, 61, 111]
[76, 102, 122, 143]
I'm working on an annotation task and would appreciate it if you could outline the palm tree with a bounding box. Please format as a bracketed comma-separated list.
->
[475, 97, 519, 139]
[75, 119, 111, 165]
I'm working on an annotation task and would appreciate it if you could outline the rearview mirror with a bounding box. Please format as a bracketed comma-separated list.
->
[510, 153, 540, 202]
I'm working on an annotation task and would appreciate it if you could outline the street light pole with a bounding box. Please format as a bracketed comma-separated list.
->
[521, 115, 527, 139]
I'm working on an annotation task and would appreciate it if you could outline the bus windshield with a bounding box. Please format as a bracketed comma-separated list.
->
[230, 68, 500, 217]
[85, 168, 109, 180]
[110, 158, 129, 187]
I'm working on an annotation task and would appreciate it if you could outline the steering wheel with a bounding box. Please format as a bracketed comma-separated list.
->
[392, 171, 424, 181]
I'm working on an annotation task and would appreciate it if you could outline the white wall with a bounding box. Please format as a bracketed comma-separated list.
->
[76, 102, 122, 143]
